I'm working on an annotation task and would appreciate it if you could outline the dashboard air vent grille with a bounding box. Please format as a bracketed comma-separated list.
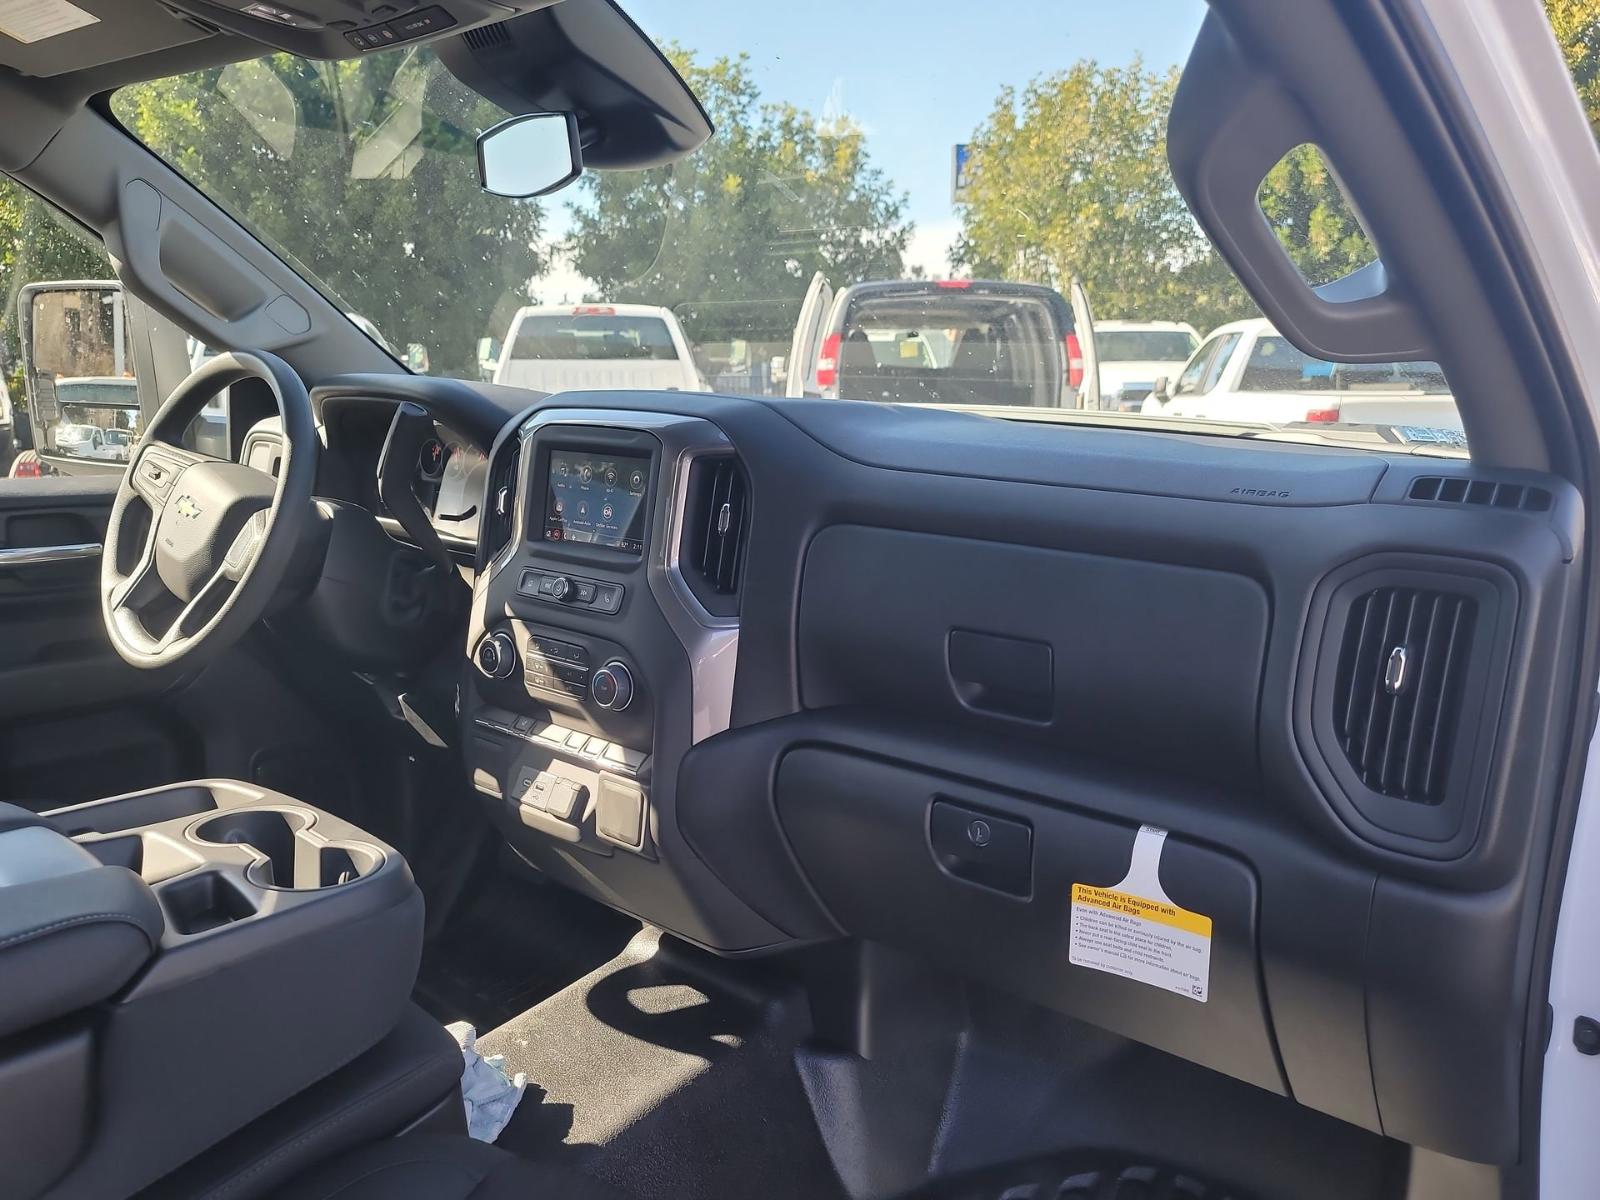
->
[1408, 475, 1551, 512]
[1332, 586, 1475, 805]
[684, 456, 748, 599]
[483, 448, 518, 561]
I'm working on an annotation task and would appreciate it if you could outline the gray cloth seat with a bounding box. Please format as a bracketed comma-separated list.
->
[269, 1135, 630, 1200]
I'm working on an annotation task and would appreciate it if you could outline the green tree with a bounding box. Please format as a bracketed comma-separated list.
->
[564, 48, 911, 345]
[114, 49, 544, 378]
[952, 60, 1256, 334]
[0, 179, 113, 401]
[1549, 0, 1600, 128]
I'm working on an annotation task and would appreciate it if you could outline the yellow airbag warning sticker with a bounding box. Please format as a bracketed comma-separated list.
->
[1069, 825, 1212, 1002]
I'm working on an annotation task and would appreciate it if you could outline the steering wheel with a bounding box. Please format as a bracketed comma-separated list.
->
[101, 351, 317, 670]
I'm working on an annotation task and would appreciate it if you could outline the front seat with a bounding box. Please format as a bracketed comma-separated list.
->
[270, 1135, 630, 1200]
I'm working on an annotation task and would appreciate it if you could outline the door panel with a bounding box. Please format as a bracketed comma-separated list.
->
[784, 270, 833, 398]
[0, 478, 193, 808]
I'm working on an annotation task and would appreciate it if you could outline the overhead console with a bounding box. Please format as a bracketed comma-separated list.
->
[162, 0, 541, 60]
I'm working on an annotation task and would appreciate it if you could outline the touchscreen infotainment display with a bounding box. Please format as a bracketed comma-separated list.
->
[543, 450, 650, 554]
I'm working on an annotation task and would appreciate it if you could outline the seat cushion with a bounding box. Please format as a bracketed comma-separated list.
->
[269, 1135, 632, 1200]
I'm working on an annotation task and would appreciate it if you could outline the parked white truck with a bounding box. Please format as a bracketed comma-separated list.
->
[494, 304, 707, 393]
[1147, 317, 1462, 433]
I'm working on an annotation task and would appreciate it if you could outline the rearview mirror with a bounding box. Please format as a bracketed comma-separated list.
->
[477, 113, 583, 199]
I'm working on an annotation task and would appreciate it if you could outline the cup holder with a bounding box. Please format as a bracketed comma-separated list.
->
[190, 808, 382, 890]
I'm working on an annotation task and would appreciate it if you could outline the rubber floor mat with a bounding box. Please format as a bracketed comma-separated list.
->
[904, 1156, 1252, 1200]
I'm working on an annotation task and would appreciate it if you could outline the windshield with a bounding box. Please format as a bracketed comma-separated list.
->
[1098, 331, 1198, 361]
[1238, 336, 1450, 394]
[510, 313, 680, 362]
[109, 0, 1468, 452]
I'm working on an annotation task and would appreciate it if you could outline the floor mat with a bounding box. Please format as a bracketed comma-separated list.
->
[478, 928, 847, 1200]
[414, 865, 639, 1030]
[900, 1156, 1253, 1200]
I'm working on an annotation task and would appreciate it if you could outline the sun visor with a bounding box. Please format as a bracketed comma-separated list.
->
[0, 0, 214, 77]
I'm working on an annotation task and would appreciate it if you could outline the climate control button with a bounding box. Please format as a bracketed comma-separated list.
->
[475, 631, 518, 679]
[590, 661, 634, 711]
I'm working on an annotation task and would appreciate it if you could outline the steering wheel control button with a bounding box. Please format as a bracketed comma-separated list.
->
[590, 661, 634, 711]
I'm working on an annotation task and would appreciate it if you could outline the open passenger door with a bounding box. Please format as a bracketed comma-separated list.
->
[785, 270, 834, 398]
[1067, 274, 1100, 410]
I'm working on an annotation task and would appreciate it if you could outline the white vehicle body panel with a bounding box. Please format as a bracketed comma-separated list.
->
[1161, 318, 1463, 432]
[495, 304, 705, 393]
[1094, 320, 1200, 405]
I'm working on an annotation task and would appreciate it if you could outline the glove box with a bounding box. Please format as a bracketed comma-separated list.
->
[774, 747, 1284, 1097]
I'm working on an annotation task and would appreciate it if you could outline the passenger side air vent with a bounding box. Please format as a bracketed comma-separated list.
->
[483, 447, 519, 563]
[679, 455, 748, 618]
[1408, 475, 1551, 512]
[1331, 586, 1476, 805]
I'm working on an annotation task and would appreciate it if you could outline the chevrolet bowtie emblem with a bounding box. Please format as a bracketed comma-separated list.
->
[174, 495, 202, 519]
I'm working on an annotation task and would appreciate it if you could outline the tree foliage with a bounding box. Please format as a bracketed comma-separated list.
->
[113, 50, 544, 378]
[950, 61, 1384, 332]
[952, 62, 1237, 325]
[564, 48, 911, 343]
[0, 180, 113, 398]
[1549, 0, 1600, 129]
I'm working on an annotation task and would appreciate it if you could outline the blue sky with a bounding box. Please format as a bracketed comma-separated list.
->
[613, 0, 1208, 276]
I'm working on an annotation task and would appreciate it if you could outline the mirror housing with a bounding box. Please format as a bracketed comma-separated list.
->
[1151, 375, 1171, 402]
[477, 112, 583, 199]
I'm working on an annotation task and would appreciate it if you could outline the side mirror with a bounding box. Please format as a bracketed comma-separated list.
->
[1151, 375, 1171, 402]
[477, 112, 583, 199]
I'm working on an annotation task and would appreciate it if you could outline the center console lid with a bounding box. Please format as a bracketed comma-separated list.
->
[9, 781, 424, 1200]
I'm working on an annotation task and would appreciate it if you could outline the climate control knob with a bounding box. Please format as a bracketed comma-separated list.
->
[590, 661, 634, 711]
[475, 631, 517, 679]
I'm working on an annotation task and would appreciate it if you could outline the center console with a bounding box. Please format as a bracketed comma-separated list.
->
[462, 408, 784, 952]
[1, 780, 424, 1200]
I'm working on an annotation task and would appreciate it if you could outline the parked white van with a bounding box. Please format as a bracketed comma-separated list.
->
[494, 304, 707, 393]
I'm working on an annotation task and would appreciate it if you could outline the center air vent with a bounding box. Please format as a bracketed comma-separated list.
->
[1331, 585, 1476, 805]
[679, 455, 748, 617]
[483, 445, 519, 562]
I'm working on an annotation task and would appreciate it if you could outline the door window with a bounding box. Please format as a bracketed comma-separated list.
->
[1172, 337, 1224, 397]
[0, 178, 144, 483]
[1198, 333, 1241, 393]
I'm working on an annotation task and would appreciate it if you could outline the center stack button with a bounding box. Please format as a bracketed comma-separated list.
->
[591, 661, 634, 711]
